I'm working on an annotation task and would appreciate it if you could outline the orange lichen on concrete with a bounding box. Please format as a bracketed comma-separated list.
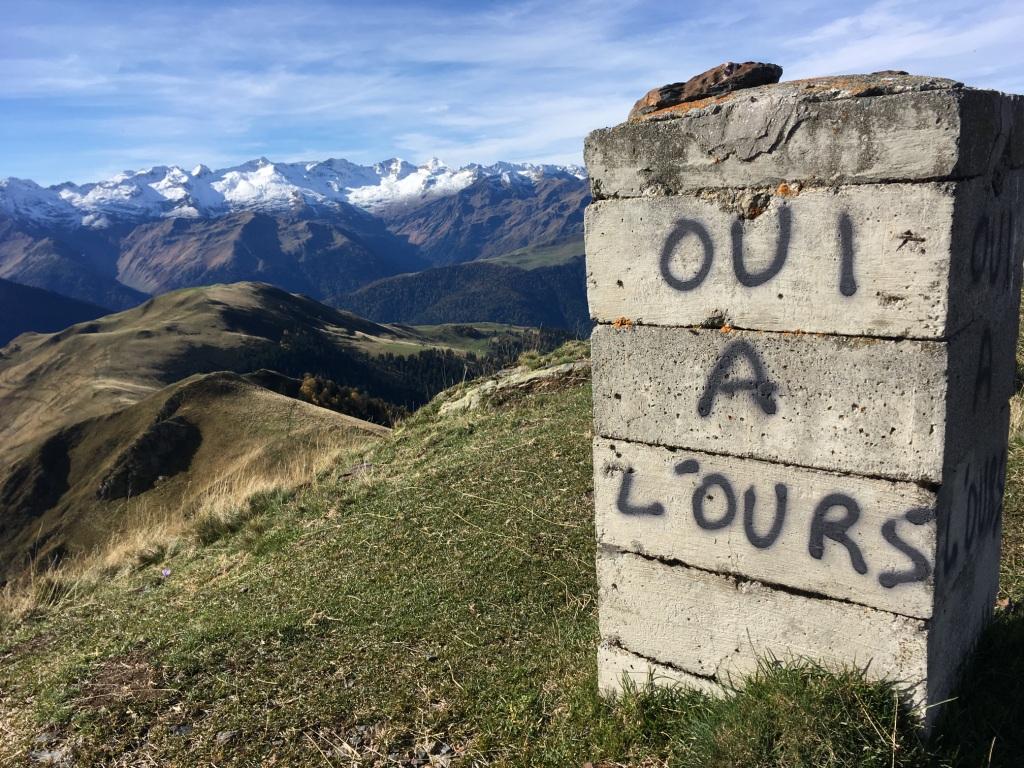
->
[631, 73, 960, 123]
[635, 90, 742, 122]
[612, 316, 634, 329]
[775, 182, 801, 197]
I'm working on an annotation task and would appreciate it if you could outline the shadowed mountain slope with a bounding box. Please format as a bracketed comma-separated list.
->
[0, 277, 109, 345]
[0, 216, 148, 310]
[383, 175, 589, 265]
[0, 281, 509, 473]
[342, 247, 588, 331]
[0, 371, 388, 581]
[116, 208, 425, 303]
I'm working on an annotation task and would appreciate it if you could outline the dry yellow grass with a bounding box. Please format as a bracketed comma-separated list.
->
[0, 383, 385, 624]
[1011, 390, 1024, 440]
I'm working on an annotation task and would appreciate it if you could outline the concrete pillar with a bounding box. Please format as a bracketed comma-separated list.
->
[584, 73, 1024, 726]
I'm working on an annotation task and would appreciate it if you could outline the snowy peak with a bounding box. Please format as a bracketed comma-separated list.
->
[0, 157, 587, 227]
[0, 177, 80, 224]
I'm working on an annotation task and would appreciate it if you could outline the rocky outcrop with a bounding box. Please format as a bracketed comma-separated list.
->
[629, 61, 783, 120]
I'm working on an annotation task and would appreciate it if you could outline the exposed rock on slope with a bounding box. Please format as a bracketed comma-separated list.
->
[438, 359, 591, 415]
[95, 415, 203, 501]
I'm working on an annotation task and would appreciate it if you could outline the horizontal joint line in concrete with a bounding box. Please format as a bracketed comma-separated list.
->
[588, 320, 976, 346]
[602, 640, 722, 685]
[587, 170, 1006, 202]
[593, 432, 941, 490]
[600, 544, 933, 623]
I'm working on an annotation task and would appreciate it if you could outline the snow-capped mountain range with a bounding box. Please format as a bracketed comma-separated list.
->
[0, 157, 586, 227]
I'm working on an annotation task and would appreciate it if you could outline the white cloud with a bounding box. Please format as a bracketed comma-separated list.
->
[1, 0, 1022, 183]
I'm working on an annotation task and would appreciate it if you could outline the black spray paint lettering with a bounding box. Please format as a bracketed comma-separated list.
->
[615, 460, 932, 587]
[615, 468, 665, 516]
[808, 493, 868, 575]
[659, 218, 714, 292]
[971, 210, 1016, 290]
[731, 207, 791, 287]
[939, 449, 1007, 574]
[965, 451, 1005, 552]
[697, 340, 778, 418]
[972, 326, 993, 412]
[838, 213, 858, 297]
[658, 209, 858, 295]
[691, 473, 738, 530]
[878, 507, 935, 588]
[743, 484, 788, 549]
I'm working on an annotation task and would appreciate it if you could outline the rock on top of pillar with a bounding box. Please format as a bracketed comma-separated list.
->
[585, 72, 1024, 199]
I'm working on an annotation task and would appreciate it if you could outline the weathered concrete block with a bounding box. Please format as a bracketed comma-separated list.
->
[598, 642, 722, 696]
[591, 319, 1016, 483]
[586, 173, 1024, 338]
[587, 73, 1024, 729]
[585, 81, 1024, 199]
[595, 413, 1009, 621]
[597, 550, 929, 705]
[594, 437, 937, 617]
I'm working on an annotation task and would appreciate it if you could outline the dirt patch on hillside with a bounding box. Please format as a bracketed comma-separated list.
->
[76, 652, 166, 711]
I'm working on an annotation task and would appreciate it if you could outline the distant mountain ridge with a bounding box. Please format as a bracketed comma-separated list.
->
[0, 155, 590, 331]
[386, 174, 588, 265]
[0, 157, 586, 226]
[342, 239, 589, 331]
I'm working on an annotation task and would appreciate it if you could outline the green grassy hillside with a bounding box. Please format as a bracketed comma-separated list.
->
[0, 372, 389, 583]
[339, 253, 588, 332]
[1, 345, 1022, 767]
[0, 282, 563, 471]
[480, 237, 583, 269]
[0, 282, 569, 589]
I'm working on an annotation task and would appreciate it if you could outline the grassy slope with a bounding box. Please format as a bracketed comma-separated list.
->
[0, 372, 389, 581]
[0, 281, 551, 470]
[480, 238, 584, 269]
[1, 348, 1022, 766]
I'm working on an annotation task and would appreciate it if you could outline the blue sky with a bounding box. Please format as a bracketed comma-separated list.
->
[2, 0, 1023, 185]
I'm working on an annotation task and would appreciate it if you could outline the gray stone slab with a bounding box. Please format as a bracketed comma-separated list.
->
[591, 320, 1016, 483]
[594, 437, 938, 617]
[586, 173, 1024, 339]
[585, 86, 1024, 198]
[597, 549, 929, 705]
[595, 410, 1010, 620]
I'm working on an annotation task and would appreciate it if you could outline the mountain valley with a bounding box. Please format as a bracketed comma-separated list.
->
[0, 281, 567, 581]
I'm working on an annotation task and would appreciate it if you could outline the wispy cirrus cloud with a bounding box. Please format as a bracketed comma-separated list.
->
[1, 0, 1021, 184]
